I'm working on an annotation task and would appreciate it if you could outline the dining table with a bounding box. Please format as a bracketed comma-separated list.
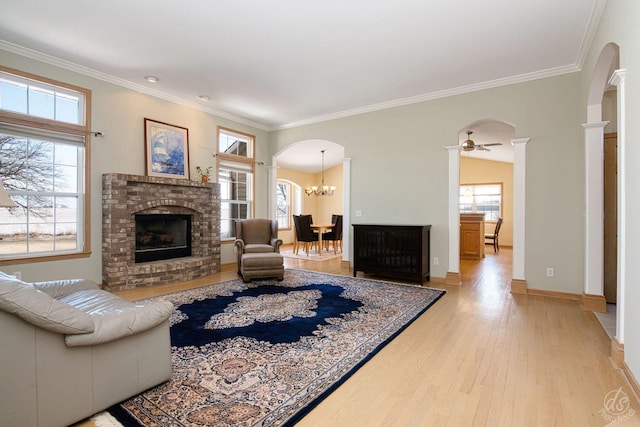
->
[310, 224, 334, 256]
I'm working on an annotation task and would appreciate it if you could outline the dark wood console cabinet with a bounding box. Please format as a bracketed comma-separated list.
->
[353, 224, 431, 284]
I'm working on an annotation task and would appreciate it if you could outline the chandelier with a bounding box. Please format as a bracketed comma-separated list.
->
[305, 150, 336, 196]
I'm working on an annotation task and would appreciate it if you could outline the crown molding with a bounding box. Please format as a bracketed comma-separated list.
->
[276, 63, 581, 130]
[1, 28, 593, 134]
[0, 40, 271, 132]
[575, 0, 608, 69]
[278, 1, 609, 130]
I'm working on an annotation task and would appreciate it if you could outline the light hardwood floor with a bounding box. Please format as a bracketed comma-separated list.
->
[77, 247, 639, 426]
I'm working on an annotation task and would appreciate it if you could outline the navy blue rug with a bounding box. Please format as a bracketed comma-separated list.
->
[108, 269, 445, 426]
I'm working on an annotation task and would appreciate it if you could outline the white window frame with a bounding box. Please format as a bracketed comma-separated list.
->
[460, 183, 502, 222]
[276, 180, 292, 230]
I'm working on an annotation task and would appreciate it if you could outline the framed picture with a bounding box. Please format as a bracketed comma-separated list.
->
[144, 118, 190, 179]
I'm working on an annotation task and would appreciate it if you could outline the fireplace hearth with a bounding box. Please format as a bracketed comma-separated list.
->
[102, 173, 220, 291]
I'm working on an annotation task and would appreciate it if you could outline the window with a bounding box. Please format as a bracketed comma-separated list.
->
[0, 73, 85, 124]
[460, 183, 502, 221]
[217, 127, 254, 239]
[0, 67, 90, 263]
[218, 127, 252, 158]
[276, 181, 291, 229]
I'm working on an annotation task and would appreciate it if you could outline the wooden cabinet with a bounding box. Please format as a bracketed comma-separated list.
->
[353, 224, 431, 284]
[460, 213, 485, 259]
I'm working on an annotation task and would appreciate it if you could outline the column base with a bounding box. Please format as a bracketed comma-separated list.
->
[611, 337, 624, 369]
[582, 293, 607, 312]
[445, 272, 461, 286]
[511, 279, 527, 294]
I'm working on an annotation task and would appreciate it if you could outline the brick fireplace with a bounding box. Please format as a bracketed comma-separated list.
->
[102, 173, 220, 291]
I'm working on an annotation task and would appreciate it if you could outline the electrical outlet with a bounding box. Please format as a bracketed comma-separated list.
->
[355, 210, 362, 217]
[546, 268, 554, 277]
[433, 257, 439, 265]
[13, 271, 21, 280]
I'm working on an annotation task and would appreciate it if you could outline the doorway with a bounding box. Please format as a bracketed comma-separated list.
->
[458, 120, 515, 268]
[271, 140, 350, 262]
[603, 131, 617, 304]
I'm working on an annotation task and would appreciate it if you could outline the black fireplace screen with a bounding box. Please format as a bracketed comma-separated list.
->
[135, 214, 192, 263]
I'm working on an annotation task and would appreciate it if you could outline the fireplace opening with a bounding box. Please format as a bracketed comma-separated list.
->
[135, 214, 192, 263]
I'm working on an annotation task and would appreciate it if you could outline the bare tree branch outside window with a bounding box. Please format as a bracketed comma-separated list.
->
[0, 134, 63, 217]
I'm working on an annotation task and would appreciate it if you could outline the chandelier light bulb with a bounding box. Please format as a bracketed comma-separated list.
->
[305, 150, 336, 197]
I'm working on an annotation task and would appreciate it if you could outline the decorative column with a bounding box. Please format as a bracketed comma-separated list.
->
[610, 69, 626, 356]
[267, 165, 278, 221]
[445, 146, 461, 285]
[510, 138, 529, 293]
[582, 121, 608, 312]
[342, 158, 351, 262]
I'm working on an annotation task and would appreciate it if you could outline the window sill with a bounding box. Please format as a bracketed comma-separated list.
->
[0, 250, 92, 266]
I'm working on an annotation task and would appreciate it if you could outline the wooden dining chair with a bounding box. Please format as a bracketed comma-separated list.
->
[323, 215, 343, 253]
[485, 217, 503, 252]
[293, 215, 319, 255]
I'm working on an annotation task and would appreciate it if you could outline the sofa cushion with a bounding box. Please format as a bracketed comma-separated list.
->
[0, 273, 94, 334]
[244, 243, 278, 254]
[33, 278, 100, 299]
[61, 289, 174, 346]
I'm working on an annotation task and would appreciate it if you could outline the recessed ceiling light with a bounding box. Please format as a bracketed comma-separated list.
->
[144, 75, 159, 83]
[198, 95, 210, 101]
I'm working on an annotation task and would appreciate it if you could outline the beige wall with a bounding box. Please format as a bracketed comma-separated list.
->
[0, 48, 586, 293]
[277, 164, 343, 245]
[272, 73, 584, 291]
[0, 50, 270, 281]
[460, 157, 513, 247]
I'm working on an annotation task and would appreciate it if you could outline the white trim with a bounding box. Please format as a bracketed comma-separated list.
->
[582, 121, 608, 296]
[278, 66, 581, 130]
[0, 40, 270, 132]
[0, 40, 584, 133]
[511, 138, 530, 281]
[609, 69, 626, 344]
[446, 145, 461, 275]
[450, 137, 527, 282]
[574, 0, 609, 69]
[342, 158, 352, 263]
[267, 166, 278, 221]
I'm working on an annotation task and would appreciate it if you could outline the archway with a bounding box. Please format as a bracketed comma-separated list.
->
[447, 119, 528, 289]
[458, 120, 515, 263]
[584, 43, 624, 359]
[270, 140, 350, 261]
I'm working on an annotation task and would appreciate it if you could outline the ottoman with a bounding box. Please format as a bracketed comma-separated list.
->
[240, 252, 285, 283]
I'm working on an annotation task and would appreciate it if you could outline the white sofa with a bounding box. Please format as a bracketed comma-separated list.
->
[0, 271, 174, 427]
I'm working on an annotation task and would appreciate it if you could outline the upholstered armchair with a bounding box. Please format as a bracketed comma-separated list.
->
[234, 219, 283, 273]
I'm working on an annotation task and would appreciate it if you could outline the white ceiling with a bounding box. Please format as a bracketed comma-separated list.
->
[0, 0, 604, 135]
[276, 140, 345, 173]
[459, 120, 516, 163]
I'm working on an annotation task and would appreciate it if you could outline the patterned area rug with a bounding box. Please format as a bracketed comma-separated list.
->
[108, 269, 445, 426]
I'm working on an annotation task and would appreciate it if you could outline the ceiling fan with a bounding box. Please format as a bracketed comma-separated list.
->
[460, 131, 502, 152]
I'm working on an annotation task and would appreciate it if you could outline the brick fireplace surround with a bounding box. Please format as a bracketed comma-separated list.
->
[102, 173, 220, 291]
